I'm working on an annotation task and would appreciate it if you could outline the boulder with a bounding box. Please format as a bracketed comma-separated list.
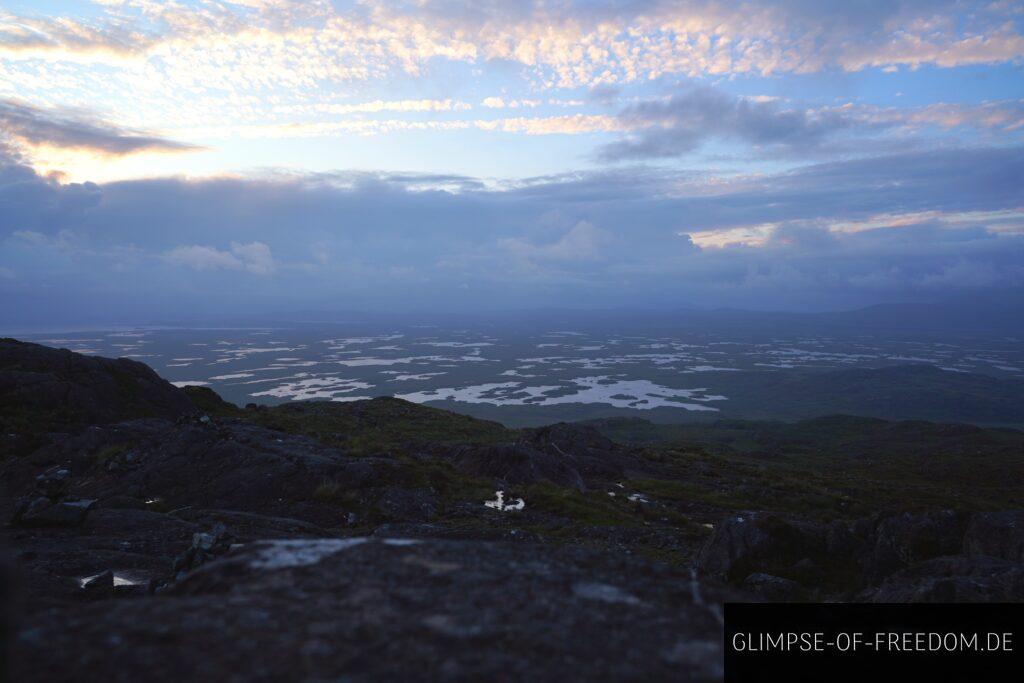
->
[172, 523, 233, 578]
[697, 514, 827, 583]
[963, 510, 1024, 563]
[741, 573, 806, 601]
[866, 555, 1024, 603]
[96, 495, 148, 511]
[35, 468, 71, 498]
[14, 498, 95, 527]
[80, 570, 114, 600]
[697, 513, 873, 593]
[866, 510, 969, 583]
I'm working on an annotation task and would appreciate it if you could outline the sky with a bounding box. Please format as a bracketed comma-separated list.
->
[1, 0, 1023, 324]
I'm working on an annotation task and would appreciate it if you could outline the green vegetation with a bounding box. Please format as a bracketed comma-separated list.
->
[632, 471, 859, 519]
[524, 483, 641, 526]
[242, 395, 1023, 523]
[392, 457, 496, 506]
[249, 397, 513, 454]
[312, 478, 347, 503]
[596, 415, 1024, 519]
[181, 386, 245, 418]
[94, 442, 130, 465]
[10, 354, 1023, 552]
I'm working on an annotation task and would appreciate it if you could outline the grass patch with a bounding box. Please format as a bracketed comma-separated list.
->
[398, 458, 496, 507]
[312, 478, 344, 503]
[524, 483, 641, 526]
[250, 397, 513, 455]
[94, 442, 130, 465]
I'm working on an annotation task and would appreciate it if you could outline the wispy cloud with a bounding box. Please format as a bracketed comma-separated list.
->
[177, 114, 623, 139]
[275, 99, 472, 115]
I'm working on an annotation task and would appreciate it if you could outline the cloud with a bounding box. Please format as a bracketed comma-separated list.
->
[499, 221, 610, 262]
[481, 97, 541, 109]
[0, 0, 1017, 174]
[600, 86, 857, 160]
[588, 85, 622, 106]
[179, 114, 622, 140]
[0, 8, 153, 59]
[838, 17, 1024, 71]
[1, 1, 1021, 95]
[477, 115, 623, 136]
[918, 259, 1024, 289]
[165, 242, 275, 274]
[278, 99, 471, 115]
[0, 99, 199, 156]
[599, 87, 1024, 161]
[2, 144, 1023, 319]
[862, 100, 1024, 132]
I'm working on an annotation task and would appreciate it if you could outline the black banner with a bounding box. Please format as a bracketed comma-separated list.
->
[725, 603, 1023, 682]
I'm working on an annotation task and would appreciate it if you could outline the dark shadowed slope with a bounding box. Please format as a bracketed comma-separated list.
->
[1, 338, 194, 439]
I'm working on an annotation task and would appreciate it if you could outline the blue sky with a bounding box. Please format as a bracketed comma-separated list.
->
[1, 0, 1023, 323]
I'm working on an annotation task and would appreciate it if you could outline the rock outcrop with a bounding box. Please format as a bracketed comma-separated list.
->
[442, 441, 587, 491]
[696, 513, 862, 591]
[866, 509, 969, 583]
[865, 556, 1024, 603]
[697, 509, 1024, 601]
[964, 510, 1024, 563]
[0, 338, 195, 453]
[4, 416, 391, 528]
[12, 538, 729, 682]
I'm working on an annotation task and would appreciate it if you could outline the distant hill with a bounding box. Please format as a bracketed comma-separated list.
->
[710, 364, 1024, 424]
[116, 299, 1024, 338]
[586, 412, 1024, 458]
[805, 301, 1024, 336]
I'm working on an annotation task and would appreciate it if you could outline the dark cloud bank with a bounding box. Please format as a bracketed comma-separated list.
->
[1, 144, 1022, 325]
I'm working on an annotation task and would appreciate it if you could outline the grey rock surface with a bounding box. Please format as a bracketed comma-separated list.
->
[13, 538, 729, 682]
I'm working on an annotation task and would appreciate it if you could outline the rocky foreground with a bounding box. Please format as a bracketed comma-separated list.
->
[3, 338, 1024, 681]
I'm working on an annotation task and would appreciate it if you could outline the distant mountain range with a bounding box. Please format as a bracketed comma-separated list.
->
[5, 300, 1022, 338]
[247, 300, 1024, 337]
